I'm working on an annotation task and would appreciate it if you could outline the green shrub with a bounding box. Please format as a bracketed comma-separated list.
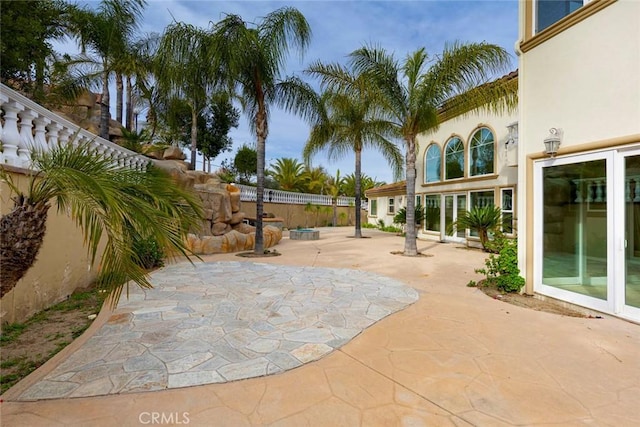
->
[361, 222, 377, 229]
[475, 237, 525, 293]
[133, 235, 165, 269]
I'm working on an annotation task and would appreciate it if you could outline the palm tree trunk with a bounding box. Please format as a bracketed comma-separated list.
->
[100, 67, 110, 140]
[0, 198, 50, 298]
[404, 137, 418, 255]
[332, 198, 337, 227]
[116, 72, 124, 125]
[354, 148, 362, 238]
[125, 76, 133, 131]
[255, 108, 266, 254]
[190, 108, 198, 170]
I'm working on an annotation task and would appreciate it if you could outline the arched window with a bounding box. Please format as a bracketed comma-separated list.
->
[469, 127, 495, 176]
[424, 144, 441, 183]
[444, 137, 464, 180]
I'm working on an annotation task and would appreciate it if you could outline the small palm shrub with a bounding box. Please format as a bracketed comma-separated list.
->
[393, 204, 425, 228]
[448, 205, 502, 251]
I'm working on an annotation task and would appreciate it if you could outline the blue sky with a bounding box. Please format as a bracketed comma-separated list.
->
[62, 0, 519, 183]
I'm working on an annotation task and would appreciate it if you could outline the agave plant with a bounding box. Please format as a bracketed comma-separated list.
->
[0, 141, 202, 305]
[448, 205, 502, 251]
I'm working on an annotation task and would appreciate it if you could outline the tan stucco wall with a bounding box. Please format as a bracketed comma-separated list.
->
[1, 168, 104, 325]
[517, 0, 640, 292]
[235, 201, 363, 229]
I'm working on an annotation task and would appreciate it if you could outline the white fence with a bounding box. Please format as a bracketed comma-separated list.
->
[234, 184, 367, 209]
[0, 83, 150, 171]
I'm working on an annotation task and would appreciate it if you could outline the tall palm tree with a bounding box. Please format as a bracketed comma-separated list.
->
[154, 22, 222, 170]
[303, 165, 329, 195]
[0, 142, 202, 303]
[212, 7, 311, 254]
[68, 0, 146, 140]
[349, 43, 517, 255]
[268, 157, 306, 191]
[303, 65, 403, 238]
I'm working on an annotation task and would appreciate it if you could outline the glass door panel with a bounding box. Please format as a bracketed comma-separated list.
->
[445, 195, 454, 237]
[625, 155, 640, 308]
[456, 195, 467, 238]
[542, 159, 607, 300]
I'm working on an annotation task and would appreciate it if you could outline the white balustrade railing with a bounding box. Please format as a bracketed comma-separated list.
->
[233, 184, 366, 209]
[0, 83, 150, 171]
[572, 175, 640, 203]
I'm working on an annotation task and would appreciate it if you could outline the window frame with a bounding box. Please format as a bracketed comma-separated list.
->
[468, 127, 495, 177]
[424, 143, 441, 183]
[500, 187, 515, 235]
[534, 0, 590, 34]
[444, 136, 465, 181]
[387, 197, 395, 215]
[370, 199, 377, 217]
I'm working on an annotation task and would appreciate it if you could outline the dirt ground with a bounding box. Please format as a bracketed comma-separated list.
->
[0, 289, 104, 394]
[477, 282, 591, 318]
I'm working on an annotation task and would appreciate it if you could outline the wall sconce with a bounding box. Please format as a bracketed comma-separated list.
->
[505, 121, 518, 147]
[543, 128, 562, 157]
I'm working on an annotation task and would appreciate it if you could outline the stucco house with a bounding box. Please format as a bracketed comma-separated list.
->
[517, 0, 640, 322]
[367, 73, 518, 249]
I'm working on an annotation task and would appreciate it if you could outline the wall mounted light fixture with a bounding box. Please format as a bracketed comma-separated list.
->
[506, 121, 518, 148]
[543, 128, 562, 157]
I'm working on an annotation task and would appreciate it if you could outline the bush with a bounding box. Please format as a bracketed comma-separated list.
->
[133, 236, 165, 269]
[475, 237, 525, 293]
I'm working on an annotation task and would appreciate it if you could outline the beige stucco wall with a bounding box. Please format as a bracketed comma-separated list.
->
[237, 201, 362, 229]
[517, 0, 640, 291]
[1, 168, 104, 325]
[366, 195, 406, 227]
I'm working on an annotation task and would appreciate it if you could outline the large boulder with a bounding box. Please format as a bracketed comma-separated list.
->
[163, 146, 186, 160]
[185, 225, 282, 255]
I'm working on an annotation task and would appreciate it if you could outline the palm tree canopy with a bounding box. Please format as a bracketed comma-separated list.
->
[268, 157, 306, 191]
[346, 42, 516, 254]
[1, 141, 202, 305]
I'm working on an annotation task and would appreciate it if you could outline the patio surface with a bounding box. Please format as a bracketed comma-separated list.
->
[2, 227, 640, 426]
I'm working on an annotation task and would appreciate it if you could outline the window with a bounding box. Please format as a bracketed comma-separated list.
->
[469, 190, 494, 237]
[469, 128, 495, 176]
[388, 197, 395, 214]
[501, 188, 514, 234]
[424, 195, 440, 232]
[536, 0, 586, 33]
[445, 137, 464, 180]
[370, 199, 377, 216]
[425, 144, 441, 183]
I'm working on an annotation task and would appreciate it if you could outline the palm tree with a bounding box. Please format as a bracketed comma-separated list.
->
[302, 165, 328, 194]
[154, 22, 222, 170]
[303, 65, 403, 238]
[0, 142, 202, 304]
[67, 0, 146, 140]
[212, 7, 311, 254]
[447, 205, 502, 251]
[343, 172, 384, 199]
[349, 43, 517, 255]
[268, 157, 306, 191]
[327, 169, 345, 227]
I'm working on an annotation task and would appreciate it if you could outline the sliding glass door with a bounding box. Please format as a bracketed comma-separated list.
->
[535, 146, 640, 321]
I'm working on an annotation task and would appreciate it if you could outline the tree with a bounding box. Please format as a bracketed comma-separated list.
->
[343, 173, 384, 199]
[197, 93, 240, 171]
[448, 205, 502, 251]
[213, 7, 312, 254]
[68, 0, 147, 140]
[154, 22, 221, 169]
[268, 158, 306, 192]
[0, 142, 202, 304]
[0, 0, 72, 100]
[303, 165, 329, 195]
[349, 43, 517, 255]
[327, 170, 346, 227]
[234, 144, 258, 184]
[303, 64, 403, 238]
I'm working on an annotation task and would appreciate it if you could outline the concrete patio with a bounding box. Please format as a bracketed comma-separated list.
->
[2, 227, 639, 426]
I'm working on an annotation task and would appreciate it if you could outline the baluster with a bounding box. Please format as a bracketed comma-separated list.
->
[595, 180, 604, 202]
[33, 116, 50, 152]
[17, 109, 37, 166]
[634, 179, 640, 202]
[1, 101, 24, 166]
[585, 180, 593, 203]
[573, 179, 583, 203]
[59, 127, 72, 146]
[626, 178, 632, 202]
[0, 92, 8, 141]
[46, 122, 62, 147]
